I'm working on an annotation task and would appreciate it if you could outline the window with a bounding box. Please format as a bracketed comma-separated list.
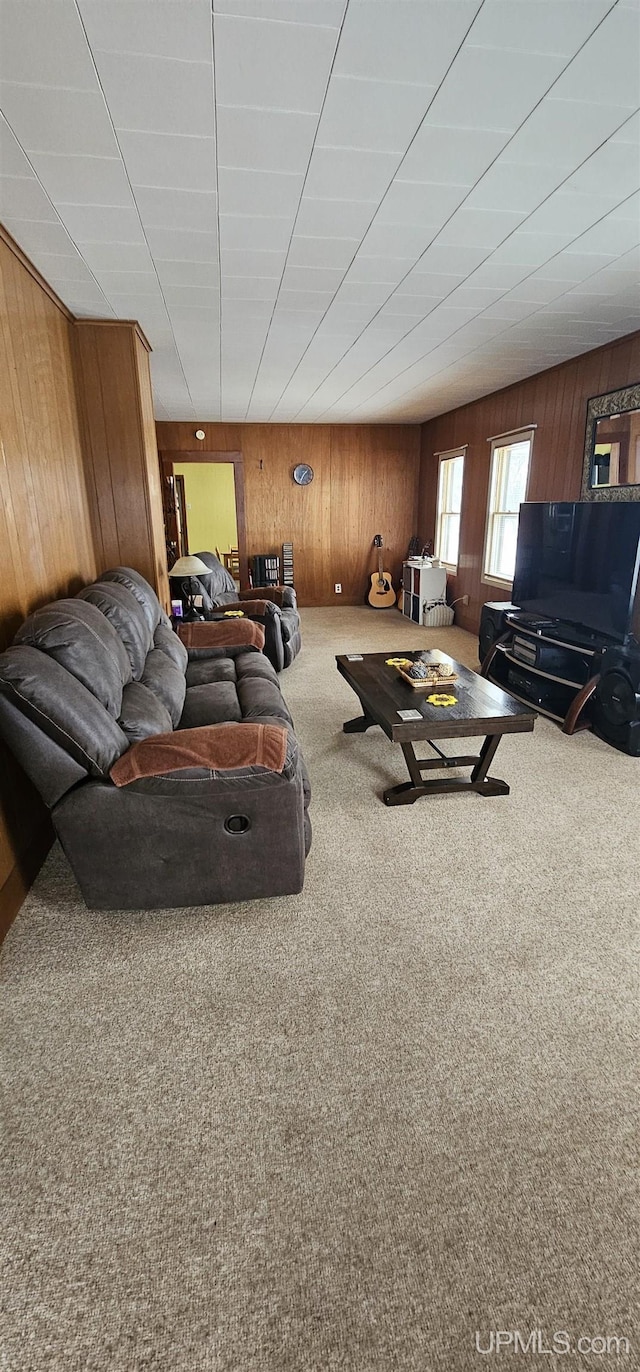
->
[435, 451, 465, 569]
[484, 431, 533, 582]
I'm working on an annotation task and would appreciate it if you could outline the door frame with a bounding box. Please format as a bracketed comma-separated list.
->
[159, 449, 248, 589]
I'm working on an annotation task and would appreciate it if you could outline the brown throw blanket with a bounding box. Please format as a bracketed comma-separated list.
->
[110, 722, 289, 786]
[177, 619, 265, 651]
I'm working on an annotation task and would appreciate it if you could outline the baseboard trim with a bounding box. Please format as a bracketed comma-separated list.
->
[0, 822, 54, 945]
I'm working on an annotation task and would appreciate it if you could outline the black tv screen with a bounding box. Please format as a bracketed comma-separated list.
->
[512, 501, 640, 642]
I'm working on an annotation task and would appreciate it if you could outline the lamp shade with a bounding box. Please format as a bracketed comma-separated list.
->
[169, 555, 210, 577]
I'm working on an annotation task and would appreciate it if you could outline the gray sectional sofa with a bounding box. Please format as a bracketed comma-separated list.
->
[0, 568, 310, 910]
[176, 552, 302, 672]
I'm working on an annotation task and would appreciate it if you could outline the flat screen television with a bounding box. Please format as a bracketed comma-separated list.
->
[512, 501, 640, 643]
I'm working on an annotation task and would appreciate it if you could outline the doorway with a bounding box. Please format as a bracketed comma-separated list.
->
[159, 450, 248, 589]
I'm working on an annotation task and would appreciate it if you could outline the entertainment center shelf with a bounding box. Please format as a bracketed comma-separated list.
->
[482, 615, 602, 733]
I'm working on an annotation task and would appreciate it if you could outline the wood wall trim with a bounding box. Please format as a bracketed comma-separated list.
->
[74, 316, 152, 353]
[0, 221, 73, 320]
[159, 449, 249, 589]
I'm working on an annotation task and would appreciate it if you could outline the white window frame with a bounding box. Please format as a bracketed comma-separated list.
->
[434, 449, 465, 572]
[483, 430, 534, 586]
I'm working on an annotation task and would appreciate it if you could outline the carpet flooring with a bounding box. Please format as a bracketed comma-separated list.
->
[1, 607, 638, 1372]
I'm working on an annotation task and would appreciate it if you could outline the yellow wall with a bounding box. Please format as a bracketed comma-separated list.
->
[173, 462, 238, 557]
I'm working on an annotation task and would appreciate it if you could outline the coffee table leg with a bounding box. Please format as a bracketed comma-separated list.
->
[383, 735, 510, 804]
[343, 710, 377, 733]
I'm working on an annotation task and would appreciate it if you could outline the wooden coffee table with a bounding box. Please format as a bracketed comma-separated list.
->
[336, 648, 536, 805]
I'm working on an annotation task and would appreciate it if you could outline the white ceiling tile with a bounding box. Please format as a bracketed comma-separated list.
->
[317, 76, 435, 153]
[222, 248, 286, 276]
[566, 218, 640, 258]
[304, 147, 399, 200]
[63, 290, 114, 315]
[35, 251, 98, 283]
[381, 294, 443, 316]
[217, 167, 304, 217]
[438, 207, 526, 250]
[118, 131, 217, 191]
[0, 174, 56, 221]
[57, 203, 144, 245]
[214, 14, 336, 113]
[359, 221, 439, 259]
[343, 253, 414, 285]
[277, 288, 333, 312]
[216, 105, 316, 173]
[219, 214, 292, 252]
[395, 270, 465, 297]
[162, 284, 221, 309]
[213, 2, 346, 24]
[288, 235, 358, 270]
[79, 240, 155, 272]
[504, 98, 634, 168]
[144, 226, 218, 260]
[79, 0, 214, 62]
[466, 162, 569, 214]
[377, 180, 467, 227]
[399, 124, 508, 186]
[0, 116, 34, 176]
[536, 250, 618, 281]
[334, 0, 481, 86]
[487, 231, 576, 269]
[281, 263, 345, 291]
[467, 0, 612, 56]
[135, 187, 218, 232]
[0, 84, 118, 157]
[550, 5, 640, 110]
[414, 242, 488, 275]
[93, 52, 214, 137]
[295, 197, 376, 238]
[466, 262, 530, 290]
[428, 47, 564, 133]
[0, 0, 97, 88]
[222, 276, 279, 299]
[481, 298, 541, 322]
[94, 270, 161, 297]
[334, 280, 393, 306]
[29, 153, 133, 207]
[1, 216, 76, 257]
[156, 259, 219, 288]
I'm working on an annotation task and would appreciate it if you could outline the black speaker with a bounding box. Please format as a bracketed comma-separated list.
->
[479, 601, 518, 665]
[592, 644, 640, 756]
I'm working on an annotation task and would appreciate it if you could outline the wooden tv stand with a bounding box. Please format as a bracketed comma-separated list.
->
[480, 613, 607, 734]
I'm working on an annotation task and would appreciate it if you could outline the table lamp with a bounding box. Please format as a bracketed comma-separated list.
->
[169, 554, 210, 621]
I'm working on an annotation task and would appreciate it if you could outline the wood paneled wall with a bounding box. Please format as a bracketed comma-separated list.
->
[74, 321, 170, 609]
[156, 423, 421, 605]
[419, 331, 640, 634]
[0, 230, 97, 935]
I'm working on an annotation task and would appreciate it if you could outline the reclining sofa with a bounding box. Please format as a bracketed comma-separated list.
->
[0, 568, 311, 910]
[176, 552, 302, 673]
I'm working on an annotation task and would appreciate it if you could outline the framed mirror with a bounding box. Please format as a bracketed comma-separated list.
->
[582, 382, 640, 501]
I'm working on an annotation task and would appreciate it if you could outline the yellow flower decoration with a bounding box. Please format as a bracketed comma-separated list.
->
[386, 657, 413, 668]
[223, 609, 245, 617]
[427, 693, 458, 707]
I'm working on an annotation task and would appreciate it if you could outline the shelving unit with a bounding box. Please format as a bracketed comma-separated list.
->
[401, 560, 447, 624]
[482, 613, 604, 734]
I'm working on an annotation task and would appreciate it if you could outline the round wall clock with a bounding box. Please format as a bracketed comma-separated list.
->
[293, 463, 314, 486]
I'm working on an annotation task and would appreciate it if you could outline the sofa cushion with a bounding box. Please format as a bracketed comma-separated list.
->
[153, 622, 188, 672]
[140, 649, 186, 727]
[186, 657, 237, 688]
[14, 599, 130, 716]
[110, 721, 288, 786]
[119, 681, 173, 742]
[0, 644, 128, 776]
[78, 581, 151, 680]
[100, 567, 164, 633]
[179, 682, 242, 728]
[236, 675, 292, 724]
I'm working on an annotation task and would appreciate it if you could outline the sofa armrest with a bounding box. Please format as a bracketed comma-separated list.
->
[177, 619, 265, 653]
[110, 721, 288, 786]
[239, 585, 296, 610]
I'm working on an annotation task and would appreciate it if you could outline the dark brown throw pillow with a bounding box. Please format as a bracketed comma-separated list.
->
[110, 721, 288, 786]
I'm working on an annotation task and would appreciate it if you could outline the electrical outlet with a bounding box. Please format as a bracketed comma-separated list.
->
[334, 583, 342, 594]
[462, 594, 470, 605]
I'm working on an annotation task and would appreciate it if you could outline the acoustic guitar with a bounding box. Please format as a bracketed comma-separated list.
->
[367, 534, 396, 608]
